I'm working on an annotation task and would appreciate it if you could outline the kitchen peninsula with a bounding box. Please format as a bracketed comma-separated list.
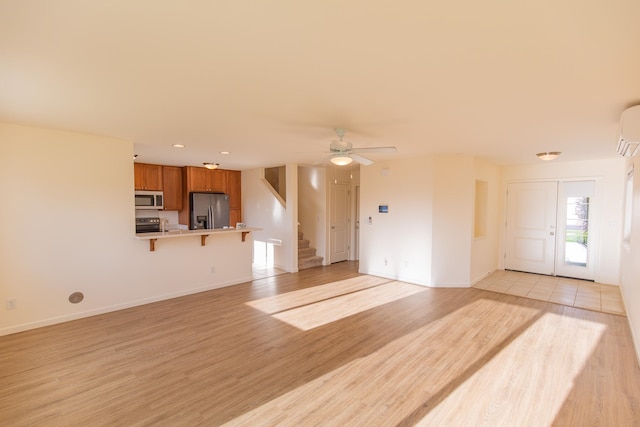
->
[135, 227, 260, 251]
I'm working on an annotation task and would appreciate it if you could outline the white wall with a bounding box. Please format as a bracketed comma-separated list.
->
[501, 158, 626, 285]
[431, 156, 474, 287]
[471, 158, 502, 284]
[620, 156, 640, 361]
[242, 164, 298, 272]
[298, 166, 327, 264]
[359, 156, 435, 285]
[0, 122, 254, 335]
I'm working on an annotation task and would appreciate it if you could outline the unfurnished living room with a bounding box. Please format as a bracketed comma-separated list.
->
[1, 1, 640, 426]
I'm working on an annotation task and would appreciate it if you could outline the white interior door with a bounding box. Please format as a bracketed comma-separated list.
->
[505, 182, 558, 275]
[330, 182, 349, 263]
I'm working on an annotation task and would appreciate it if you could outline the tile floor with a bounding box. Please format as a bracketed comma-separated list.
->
[474, 270, 626, 316]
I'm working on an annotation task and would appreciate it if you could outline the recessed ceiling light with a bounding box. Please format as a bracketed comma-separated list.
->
[203, 162, 220, 169]
[536, 152, 561, 161]
[172, 144, 185, 148]
[220, 151, 231, 155]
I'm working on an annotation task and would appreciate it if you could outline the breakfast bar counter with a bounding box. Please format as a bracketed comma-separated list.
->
[135, 227, 260, 251]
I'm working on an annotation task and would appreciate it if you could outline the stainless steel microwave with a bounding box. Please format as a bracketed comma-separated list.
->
[135, 191, 164, 210]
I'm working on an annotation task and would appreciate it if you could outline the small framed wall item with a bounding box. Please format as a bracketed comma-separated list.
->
[378, 205, 389, 213]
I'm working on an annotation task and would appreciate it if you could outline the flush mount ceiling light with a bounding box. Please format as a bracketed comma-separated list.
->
[330, 155, 353, 166]
[203, 162, 219, 169]
[172, 143, 185, 148]
[618, 105, 640, 157]
[220, 151, 231, 155]
[536, 152, 561, 161]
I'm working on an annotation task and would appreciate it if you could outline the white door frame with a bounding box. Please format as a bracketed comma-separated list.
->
[330, 181, 350, 263]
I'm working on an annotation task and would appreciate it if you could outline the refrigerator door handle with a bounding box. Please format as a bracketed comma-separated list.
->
[208, 205, 213, 229]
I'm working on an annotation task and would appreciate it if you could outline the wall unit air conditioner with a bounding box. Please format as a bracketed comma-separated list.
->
[618, 105, 640, 157]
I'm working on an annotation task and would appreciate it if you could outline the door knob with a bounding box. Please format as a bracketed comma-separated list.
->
[549, 232, 555, 236]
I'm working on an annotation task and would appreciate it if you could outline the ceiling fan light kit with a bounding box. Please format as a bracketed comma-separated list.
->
[331, 155, 353, 166]
[321, 128, 398, 166]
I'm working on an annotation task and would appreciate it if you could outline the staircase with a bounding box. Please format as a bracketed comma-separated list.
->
[298, 228, 323, 270]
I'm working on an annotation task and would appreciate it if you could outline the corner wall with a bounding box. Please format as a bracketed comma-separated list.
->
[359, 156, 435, 285]
[0, 122, 254, 335]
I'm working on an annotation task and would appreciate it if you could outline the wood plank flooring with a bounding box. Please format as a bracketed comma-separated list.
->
[1, 262, 639, 426]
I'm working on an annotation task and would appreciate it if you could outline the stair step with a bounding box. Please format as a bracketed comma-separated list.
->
[298, 255, 324, 270]
[298, 247, 316, 258]
[298, 239, 310, 249]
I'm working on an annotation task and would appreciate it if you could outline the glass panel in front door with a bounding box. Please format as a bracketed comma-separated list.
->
[564, 196, 589, 268]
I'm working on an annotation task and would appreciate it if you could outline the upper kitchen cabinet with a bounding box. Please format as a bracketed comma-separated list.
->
[162, 166, 183, 211]
[134, 163, 163, 191]
[226, 170, 241, 209]
[184, 166, 226, 192]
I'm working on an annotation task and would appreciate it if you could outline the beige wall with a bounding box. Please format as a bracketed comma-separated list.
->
[359, 155, 435, 286]
[0, 122, 253, 335]
[359, 154, 501, 287]
[620, 156, 640, 361]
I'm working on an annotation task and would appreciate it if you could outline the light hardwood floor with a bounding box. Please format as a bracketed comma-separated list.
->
[1, 262, 639, 426]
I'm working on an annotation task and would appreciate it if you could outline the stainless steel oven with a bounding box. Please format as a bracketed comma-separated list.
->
[136, 217, 161, 233]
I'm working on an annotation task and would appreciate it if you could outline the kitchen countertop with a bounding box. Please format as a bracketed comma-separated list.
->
[135, 227, 260, 240]
[135, 227, 261, 251]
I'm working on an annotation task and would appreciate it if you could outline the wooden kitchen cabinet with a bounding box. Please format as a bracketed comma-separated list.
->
[134, 163, 163, 190]
[226, 170, 241, 209]
[229, 208, 242, 228]
[162, 166, 183, 211]
[226, 170, 242, 226]
[185, 167, 226, 192]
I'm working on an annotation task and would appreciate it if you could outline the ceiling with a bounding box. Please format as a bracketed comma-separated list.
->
[1, 1, 639, 170]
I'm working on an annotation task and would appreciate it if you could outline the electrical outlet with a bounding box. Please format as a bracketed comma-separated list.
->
[384, 258, 388, 267]
[6, 298, 17, 310]
[210, 266, 216, 274]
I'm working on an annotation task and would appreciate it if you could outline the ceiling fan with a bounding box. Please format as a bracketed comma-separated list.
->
[320, 128, 397, 166]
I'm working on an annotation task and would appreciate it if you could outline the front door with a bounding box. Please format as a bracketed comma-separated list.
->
[330, 182, 349, 263]
[505, 182, 558, 275]
[505, 180, 596, 280]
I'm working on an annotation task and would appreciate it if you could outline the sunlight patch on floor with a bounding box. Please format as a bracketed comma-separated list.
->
[224, 298, 547, 426]
[245, 275, 391, 314]
[272, 281, 427, 330]
[416, 312, 606, 426]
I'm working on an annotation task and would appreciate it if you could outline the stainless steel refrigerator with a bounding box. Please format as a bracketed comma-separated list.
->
[190, 192, 230, 230]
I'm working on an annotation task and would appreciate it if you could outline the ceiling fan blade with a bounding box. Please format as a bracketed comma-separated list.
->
[350, 153, 373, 166]
[351, 146, 397, 153]
[313, 155, 334, 165]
